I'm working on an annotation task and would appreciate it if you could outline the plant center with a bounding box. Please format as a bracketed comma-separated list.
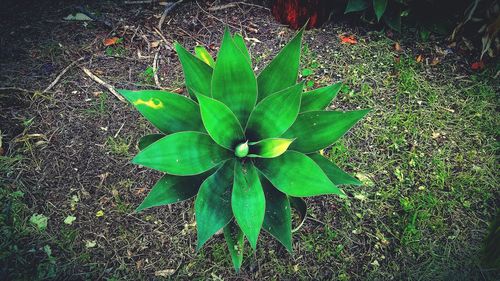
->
[234, 142, 249, 158]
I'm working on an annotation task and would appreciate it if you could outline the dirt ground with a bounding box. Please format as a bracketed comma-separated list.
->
[1, 0, 499, 280]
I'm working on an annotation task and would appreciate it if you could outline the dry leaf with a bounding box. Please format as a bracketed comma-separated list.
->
[416, 55, 423, 63]
[104, 37, 120, 46]
[151, 41, 161, 48]
[340, 34, 357, 44]
[155, 269, 176, 277]
[394, 42, 402, 52]
[430, 57, 440, 66]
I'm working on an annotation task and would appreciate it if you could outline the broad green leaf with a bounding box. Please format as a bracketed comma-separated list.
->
[223, 220, 245, 272]
[138, 134, 164, 151]
[118, 90, 205, 134]
[245, 83, 303, 141]
[344, 0, 369, 13]
[300, 82, 342, 112]
[383, 4, 401, 31]
[30, 214, 48, 231]
[194, 45, 215, 67]
[195, 161, 234, 250]
[255, 151, 344, 197]
[135, 171, 212, 212]
[283, 109, 370, 153]
[248, 138, 294, 158]
[212, 28, 257, 125]
[257, 29, 303, 101]
[308, 154, 362, 186]
[232, 161, 265, 250]
[261, 178, 292, 252]
[197, 94, 245, 150]
[233, 33, 251, 64]
[289, 196, 307, 232]
[373, 0, 388, 21]
[132, 132, 231, 176]
[175, 42, 213, 98]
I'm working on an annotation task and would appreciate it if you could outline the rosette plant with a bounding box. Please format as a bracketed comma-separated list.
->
[117, 27, 369, 271]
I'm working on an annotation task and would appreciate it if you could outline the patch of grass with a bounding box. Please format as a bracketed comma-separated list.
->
[106, 136, 131, 157]
[84, 92, 109, 116]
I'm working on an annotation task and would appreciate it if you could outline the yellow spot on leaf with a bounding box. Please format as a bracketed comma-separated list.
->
[133, 98, 164, 109]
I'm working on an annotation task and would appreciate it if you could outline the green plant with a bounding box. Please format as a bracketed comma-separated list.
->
[117, 27, 369, 271]
[345, 0, 405, 31]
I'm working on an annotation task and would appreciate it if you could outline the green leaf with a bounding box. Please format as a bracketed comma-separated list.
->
[308, 154, 362, 186]
[344, 0, 369, 13]
[63, 215, 76, 225]
[255, 151, 345, 197]
[223, 220, 245, 272]
[197, 94, 245, 150]
[195, 161, 234, 250]
[248, 138, 294, 158]
[261, 178, 292, 252]
[118, 89, 204, 134]
[257, 29, 303, 101]
[135, 171, 212, 212]
[373, 0, 388, 21]
[233, 33, 251, 64]
[30, 214, 48, 231]
[175, 42, 213, 98]
[132, 132, 231, 176]
[212, 28, 257, 125]
[245, 83, 303, 141]
[194, 45, 215, 67]
[289, 196, 307, 232]
[283, 109, 370, 153]
[301, 68, 313, 77]
[300, 82, 342, 112]
[383, 4, 401, 32]
[138, 134, 164, 150]
[232, 161, 265, 250]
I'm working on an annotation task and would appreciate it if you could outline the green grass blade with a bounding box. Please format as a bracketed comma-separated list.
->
[261, 177, 292, 252]
[212, 28, 257, 125]
[118, 89, 205, 134]
[308, 153, 362, 185]
[300, 82, 342, 112]
[283, 109, 370, 153]
[248, 138, 294, 158]
[138, 134, 164, 151]
[132, 132, 231, 176]
[246, 83, 303, 141]
[373, 0, 388, 21]
[197, 94, 245, 150]
[194, 45, 215, 67]
[232, 161, 265, 250]
[223, 220, 245, 272]
[135, 171, 212, 212]
[175, 42, 213, 98]
[257, 29, 303, 101]
[233, 33, 251, 64]
[255, 151, 345, 197]
[195, 160, 234, 250]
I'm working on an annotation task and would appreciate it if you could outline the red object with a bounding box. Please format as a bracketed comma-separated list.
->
[471, 61, 485, 70]
[272, 0, 335, 29]
[339, 34, 357, 44]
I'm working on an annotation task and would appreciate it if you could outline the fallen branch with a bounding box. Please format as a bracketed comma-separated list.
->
[152, 51, 161, 88]
[43, 57, 84, 93]
[158, 0, 184, 30]
[81, 67, 126, 102]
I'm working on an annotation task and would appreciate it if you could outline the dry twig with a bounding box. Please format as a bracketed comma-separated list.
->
[43, 57, 84, 93]
[81, 67, 126, 102]
[158, 0, 184, 30]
